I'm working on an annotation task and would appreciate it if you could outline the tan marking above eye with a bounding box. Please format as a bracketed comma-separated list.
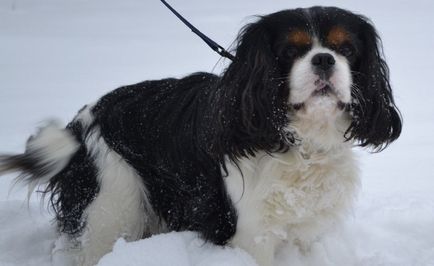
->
[327, 27, 350, 46]
[288, 30, 312, 46]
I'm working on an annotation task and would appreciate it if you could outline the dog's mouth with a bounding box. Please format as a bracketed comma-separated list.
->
[313, 79, 334, 97]
[291, 79, 349, 112]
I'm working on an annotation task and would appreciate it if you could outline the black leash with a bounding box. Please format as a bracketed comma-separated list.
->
[160, 0, 236, 61]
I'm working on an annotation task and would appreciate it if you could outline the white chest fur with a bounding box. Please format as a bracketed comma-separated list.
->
[225, 143, 358, 265]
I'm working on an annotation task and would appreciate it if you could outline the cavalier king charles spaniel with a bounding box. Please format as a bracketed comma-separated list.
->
[0, 6, 401, 266]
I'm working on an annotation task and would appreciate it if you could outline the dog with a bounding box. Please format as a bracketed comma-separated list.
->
[0, 6, 401, 266]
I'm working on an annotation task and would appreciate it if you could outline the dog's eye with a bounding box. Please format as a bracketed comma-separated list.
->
[285, 46, 299, 58]
[338, 43, 355, 58]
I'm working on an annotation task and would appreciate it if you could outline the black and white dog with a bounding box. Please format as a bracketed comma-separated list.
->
[0, 6, 401, 266]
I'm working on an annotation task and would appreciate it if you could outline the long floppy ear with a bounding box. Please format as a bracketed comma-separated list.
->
[217, 17, 289, 156]
[348, 17, 402, 151]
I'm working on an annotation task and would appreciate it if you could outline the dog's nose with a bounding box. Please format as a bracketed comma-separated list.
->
[311, 53, 335, 71]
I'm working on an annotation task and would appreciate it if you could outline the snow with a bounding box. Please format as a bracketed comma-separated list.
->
[98, 232, 257, 266]
[1, 0, 434, 265]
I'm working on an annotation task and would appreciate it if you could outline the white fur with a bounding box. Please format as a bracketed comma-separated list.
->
[53, 106, 158, 266]
[75, 103, 96, 129]
[226, 43, 358, 266]
[226, 139, 358, 266]
[26, 121, 80, 184]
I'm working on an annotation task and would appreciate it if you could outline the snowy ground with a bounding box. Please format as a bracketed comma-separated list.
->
[1, 0, 433, 265]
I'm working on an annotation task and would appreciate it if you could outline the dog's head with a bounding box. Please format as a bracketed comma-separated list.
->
[221, 6, 402, 153]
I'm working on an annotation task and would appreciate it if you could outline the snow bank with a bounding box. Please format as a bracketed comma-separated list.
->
[97, 232, 257, 266]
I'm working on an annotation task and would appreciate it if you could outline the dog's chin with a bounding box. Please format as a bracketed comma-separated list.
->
[290, 80, 350, 120]
[287, 79, 352, 147]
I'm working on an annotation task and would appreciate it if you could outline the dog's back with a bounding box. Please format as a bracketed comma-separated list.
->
[0, 72, 239, 265]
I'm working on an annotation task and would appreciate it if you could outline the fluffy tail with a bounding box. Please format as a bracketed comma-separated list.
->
[0, 122, 80, 191]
